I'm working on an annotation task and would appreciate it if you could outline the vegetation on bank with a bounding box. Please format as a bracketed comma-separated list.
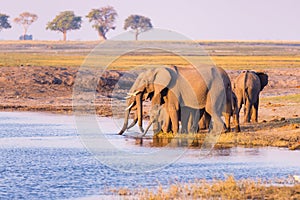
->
[151, 116, 300, 149]
[261, 94, 300, 104]
[1, 40, 300, 69]
[115, 176, 300, 199]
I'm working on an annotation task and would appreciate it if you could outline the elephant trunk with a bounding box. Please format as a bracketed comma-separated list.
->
[127, 116, 138, 130]
[143, 120, 153, 136]
[118, 106, 131, 135]
[136, 93, 144, 133]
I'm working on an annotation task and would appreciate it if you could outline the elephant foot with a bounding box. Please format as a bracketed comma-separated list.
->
[190, 125, 198, 134]
[235, 125, 241, 133]
[139, 126, 144, 133]
[222, 127, 230, 133]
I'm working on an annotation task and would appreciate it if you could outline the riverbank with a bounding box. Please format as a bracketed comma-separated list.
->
[0, 40, 299, 150]
[114, 176, 300, 199]
[0, 65, 299, 149]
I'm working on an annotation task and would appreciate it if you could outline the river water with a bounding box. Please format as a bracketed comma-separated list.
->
[0, 112, 299, 199]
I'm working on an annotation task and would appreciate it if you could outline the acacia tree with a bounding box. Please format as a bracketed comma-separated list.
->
[0, 13, 11, 31]
[46, 11, 82, 41]
[14, 12, 38, 39]
[86, 6, 118, 41]
[124, 15, 153, 40]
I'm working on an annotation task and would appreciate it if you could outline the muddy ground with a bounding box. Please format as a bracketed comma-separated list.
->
[0, 66, 299, 148]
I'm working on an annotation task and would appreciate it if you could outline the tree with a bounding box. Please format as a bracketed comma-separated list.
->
[124, 15, 153, 40]
[46, 11, 82, 41]
[14, 12, 38, 39]
[86, 6, 118, 41]
[0, 13, 11, 31]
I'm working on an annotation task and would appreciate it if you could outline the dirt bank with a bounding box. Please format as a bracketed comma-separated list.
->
[0, 66, 299, 148]
[0, 66, 299, 113]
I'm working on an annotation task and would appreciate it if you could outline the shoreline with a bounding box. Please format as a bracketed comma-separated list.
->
[0, 65, 299, 149]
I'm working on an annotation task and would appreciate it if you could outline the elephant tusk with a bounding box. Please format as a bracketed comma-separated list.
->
[125, 102, 134, 111]
[127, 91, 141, 96]
[133, 91, 141, 96]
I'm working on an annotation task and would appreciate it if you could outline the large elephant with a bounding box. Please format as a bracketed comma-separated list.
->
[119, 65, 228, 135]
[233, 70, 268, 123]
[118, 78, 153, 134]
[118, 68, 176, 135]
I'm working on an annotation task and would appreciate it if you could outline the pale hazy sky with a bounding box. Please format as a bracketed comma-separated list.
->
[0, 0, 299, 41]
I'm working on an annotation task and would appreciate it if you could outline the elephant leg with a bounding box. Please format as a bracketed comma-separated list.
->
[169, 109, 178, 134]
[236, 97, 243, 125]
[190, 109, 201, 133]
[251, 98, 259, 123]
[180, 107, 190, 134]
[223, 112, 231, 132]
[162, 113, 171, 133]
[233, 111, 241, 132]
[205, 95, 226, 133]
[232, 102, 241, 133]
[199, 111, 210, 130]
[244, 101, 252, 123]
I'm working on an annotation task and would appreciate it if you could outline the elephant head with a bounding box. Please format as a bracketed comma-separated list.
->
[256, 72, 268, 91]
[118, 67, 176, 135]
[142, 104, 168, 136]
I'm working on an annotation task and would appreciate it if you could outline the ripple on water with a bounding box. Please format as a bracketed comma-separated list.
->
[0, 112, 299, 199]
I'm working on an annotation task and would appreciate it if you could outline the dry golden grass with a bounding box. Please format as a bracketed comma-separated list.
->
[1, 40, 300, 69]
[211, 55, 300, 69]
[261, 94, 300, 104]
[115, 176, 300, 199]
[1, 53, 300, 70]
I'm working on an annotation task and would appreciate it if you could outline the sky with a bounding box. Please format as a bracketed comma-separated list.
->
[0, 0, 300, 41]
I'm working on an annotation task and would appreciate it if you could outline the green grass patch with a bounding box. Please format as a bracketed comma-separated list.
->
[261, 94, 300, 104]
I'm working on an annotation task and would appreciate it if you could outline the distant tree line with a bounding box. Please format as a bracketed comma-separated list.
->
[0, 6, 153, 41]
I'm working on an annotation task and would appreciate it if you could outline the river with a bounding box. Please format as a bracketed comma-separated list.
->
[0, 112, 299, 199]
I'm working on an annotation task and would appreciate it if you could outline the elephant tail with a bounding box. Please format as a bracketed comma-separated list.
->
[243, 70, 250, 104]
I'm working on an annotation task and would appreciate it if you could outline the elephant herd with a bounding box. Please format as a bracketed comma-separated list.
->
[118, 65, 268, 136]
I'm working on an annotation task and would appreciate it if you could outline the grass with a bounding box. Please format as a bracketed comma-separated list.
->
[115, 176, 300, 199]
[261, 94, 300, 104]
[1, 40, 300, 69]
[0, 52, 85, 67]
[2, 53, 300, 69]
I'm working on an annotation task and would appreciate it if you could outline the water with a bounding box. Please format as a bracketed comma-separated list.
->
[0, 112, 299, 199]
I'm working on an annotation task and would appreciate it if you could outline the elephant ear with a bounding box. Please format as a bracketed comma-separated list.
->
[153, 68, 172, 93]
[256, 72, 268, 91]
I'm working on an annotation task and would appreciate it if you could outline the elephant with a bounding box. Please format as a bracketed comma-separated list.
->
[119, 65, 229, 136]
[118, 71, 154, 135]
[233, 70, 268, 123]
[199, 91, 240, 132]
[143, 104, 170, 136]
[118, 67, 178, 135]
